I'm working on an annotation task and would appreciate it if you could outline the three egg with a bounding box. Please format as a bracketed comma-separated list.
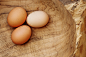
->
[7, 7, 49, 44]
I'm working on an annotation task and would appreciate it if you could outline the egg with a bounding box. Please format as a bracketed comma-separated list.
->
[26, 11, 49, 27]
[11, 25, 31, 45]
[7, 7, 27, 27]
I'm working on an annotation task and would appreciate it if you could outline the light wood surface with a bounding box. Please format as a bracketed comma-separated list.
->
[74, 5, 86, 57]
[0, 0, 76, 57]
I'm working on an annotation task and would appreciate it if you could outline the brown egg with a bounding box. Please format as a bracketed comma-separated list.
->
[11, 25, 31, 45]
[26, 11, 49, 27]
[7, 7, 27, 27]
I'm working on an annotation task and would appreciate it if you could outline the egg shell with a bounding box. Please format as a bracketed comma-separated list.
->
[11, 25, 31, 45]
[7, 7, 27, 27]
[26, 11, 49, 27]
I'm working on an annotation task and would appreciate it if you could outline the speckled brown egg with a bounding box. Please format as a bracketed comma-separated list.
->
[7, 7, 27, 27]
[11, 25, 31, 45]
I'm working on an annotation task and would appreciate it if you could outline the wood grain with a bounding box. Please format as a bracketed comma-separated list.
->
[74, 7, 86, 57]
[0, 0, 76, 57]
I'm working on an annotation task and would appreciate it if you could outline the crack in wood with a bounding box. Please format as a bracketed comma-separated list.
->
[0, 4, 21, 7]
[0, 13, 8, 16]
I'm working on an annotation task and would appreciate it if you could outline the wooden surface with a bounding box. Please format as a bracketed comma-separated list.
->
[0, 0, 76, 57]
[60, 0, 79, 5]
[65, 0, 86, 57]
[74, 3, 86, 56]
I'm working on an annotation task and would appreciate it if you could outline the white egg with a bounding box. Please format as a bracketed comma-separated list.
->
[26, 11, 49, 27]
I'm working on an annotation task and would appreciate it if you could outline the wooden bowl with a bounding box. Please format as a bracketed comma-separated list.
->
[0, 0, 76, 57]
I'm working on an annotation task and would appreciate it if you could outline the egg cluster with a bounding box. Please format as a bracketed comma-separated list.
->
[7, 7, 49, 45]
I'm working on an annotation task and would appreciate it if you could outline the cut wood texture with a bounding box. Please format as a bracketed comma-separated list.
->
[64, 0, 86, 57]
[74, 1, 86, 56]
[0, 0, 76, 57]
